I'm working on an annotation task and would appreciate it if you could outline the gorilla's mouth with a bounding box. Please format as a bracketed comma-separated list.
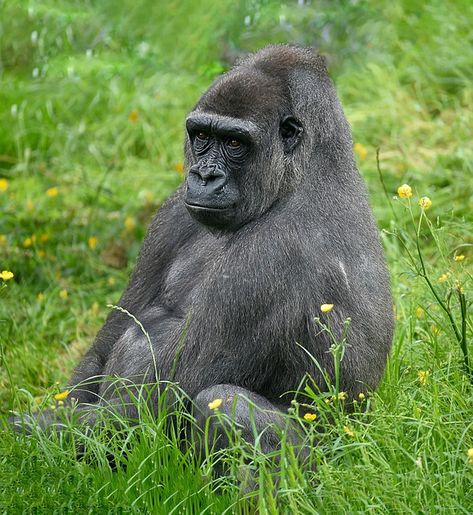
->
[184, 202, 235, 213]
[185, 201, 238, 230]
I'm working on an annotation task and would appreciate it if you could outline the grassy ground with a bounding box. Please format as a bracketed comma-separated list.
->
[1, 0, 472, 512]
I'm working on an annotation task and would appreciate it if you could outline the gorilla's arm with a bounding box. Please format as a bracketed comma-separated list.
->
[69, 188, 197, 402]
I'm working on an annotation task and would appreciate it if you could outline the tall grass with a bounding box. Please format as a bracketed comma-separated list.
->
[1, 0, 472, 512]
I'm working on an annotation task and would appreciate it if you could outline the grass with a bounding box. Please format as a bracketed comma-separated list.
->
[1, 0, 472, 512]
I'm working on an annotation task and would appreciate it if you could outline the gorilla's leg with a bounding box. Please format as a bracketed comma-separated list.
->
[193, 384, 302, 455]
[9, 380, 154, 435]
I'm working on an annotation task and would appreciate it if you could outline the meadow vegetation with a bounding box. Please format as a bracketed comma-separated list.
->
[1, 0, 472, 512]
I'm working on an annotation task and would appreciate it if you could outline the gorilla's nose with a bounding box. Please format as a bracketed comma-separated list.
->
[189, 163, 225, 185]
[187, 164, 227, 201]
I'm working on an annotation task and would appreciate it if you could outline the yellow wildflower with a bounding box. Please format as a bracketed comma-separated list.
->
[320, 303, 334, 313]
[418, 370, 429, 385]
[415, 307, 424, 319]
[431, 325, 440, 335]
[37, 292, 45, 301]
[343, 426, 354, 437]
[23, 237, 33, 248]
[108, 277, 116, 286]
[46, 186, 59, 197]
[353, 143, 368, 161]
[418, 197, 432, 210]
[0, 235, 6, 245]
[0, 270, 14, 281]
[358, 392, 366, 401]
[0, 178, 9, 191]
[128, 109, 139, 123]
[124, 216, 136, 232]
[337, 391, 347, 401]
[438, 273, 450, 283]
[88, 236, 98, 249]
[467, 448, 473, 464]
[59, 289, 68, 300]
[454, 254, 465, 262]
[454, 282, 465, 294]
[54, 390, 70, 401]
[397, 184, 413, 199]
[304, 412, 317, 422]
[175, 162, 185, 174]
[90, 302, 100, 315]
[208, 398, 223, 410]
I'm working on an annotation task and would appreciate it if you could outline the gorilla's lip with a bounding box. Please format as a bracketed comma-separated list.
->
[185, 202, 235, 212]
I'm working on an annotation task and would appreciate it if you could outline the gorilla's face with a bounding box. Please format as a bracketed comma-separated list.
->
[184, 112, 256, 230]
[184, 67, 304, 231]
[184, 110, 303, 231]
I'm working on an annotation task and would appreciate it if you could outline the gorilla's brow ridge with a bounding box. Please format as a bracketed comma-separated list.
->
[186, 112, 260, 140]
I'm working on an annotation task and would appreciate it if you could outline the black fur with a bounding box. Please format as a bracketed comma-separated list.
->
[13, 46, 394, 451]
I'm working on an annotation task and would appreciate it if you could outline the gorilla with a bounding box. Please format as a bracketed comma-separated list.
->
[13, 45, 393, 453]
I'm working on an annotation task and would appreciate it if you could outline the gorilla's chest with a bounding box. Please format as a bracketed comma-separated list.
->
[161, 237, 224, 314]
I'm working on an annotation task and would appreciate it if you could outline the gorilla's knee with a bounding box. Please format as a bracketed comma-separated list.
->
[193, 384, 298, 455]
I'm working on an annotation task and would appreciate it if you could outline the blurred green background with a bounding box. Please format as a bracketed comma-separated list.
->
[1, 0, 472, 512]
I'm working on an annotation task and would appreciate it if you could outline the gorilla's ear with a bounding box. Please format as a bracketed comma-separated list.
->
[280, 116, 303, 153]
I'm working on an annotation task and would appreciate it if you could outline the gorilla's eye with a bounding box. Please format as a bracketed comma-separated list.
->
[196, 132, 209, 142]
[227, 139, 241, 149]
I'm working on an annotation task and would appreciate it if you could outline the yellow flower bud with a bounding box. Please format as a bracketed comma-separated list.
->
[88, 236, 98, 249]
[320, 303, 334, 313]
[124, 216, 136, 232]
[415, 307, 424, 319]
[417, 370, 429, 385]
[0, 270, 14, 281]
[208, 398, 223, 410]
[418, 196, 432, 210]
[397, 184, 413, 199]
[303, 412, 317, 421]
[353, 143, 368, 161]
[46, 186, 59, 197]
[54, 390, 70, 401]
[128, 109, 139, 123]
[343, 426, 354, 437]
[0, 178, 9, 191]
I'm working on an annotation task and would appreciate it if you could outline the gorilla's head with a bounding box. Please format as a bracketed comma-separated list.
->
[184, 45, 352, 231]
